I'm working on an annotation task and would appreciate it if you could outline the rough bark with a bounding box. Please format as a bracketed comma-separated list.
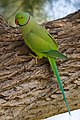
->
[0, 10, 80, 120]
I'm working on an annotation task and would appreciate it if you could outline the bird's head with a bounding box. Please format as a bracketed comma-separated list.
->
[15, 12, 30, 26]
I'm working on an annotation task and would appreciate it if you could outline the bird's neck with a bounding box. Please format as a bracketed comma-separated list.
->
[21, 17, 35, 36]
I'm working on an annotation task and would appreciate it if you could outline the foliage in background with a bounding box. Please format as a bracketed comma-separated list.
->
[0, 0, 80, 26]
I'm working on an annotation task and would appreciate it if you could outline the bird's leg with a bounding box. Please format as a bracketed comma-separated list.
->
[29, 53, 40, 64]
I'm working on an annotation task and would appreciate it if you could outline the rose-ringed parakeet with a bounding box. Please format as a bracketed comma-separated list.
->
[15, 12, 71, 115]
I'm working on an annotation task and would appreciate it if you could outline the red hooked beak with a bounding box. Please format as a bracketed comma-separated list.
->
[15, 19, 19, 25]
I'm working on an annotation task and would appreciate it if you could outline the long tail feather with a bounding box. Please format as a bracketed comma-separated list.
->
[48, 57, 71, 115]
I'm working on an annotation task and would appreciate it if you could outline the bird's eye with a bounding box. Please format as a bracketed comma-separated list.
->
[21, 17, 23, 19]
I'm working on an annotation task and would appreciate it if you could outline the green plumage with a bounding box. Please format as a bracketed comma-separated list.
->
[48, 57, 70, 115]
[15, 12, 71, 115]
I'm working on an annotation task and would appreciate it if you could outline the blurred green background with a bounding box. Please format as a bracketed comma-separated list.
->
[0, 0, 80, 26]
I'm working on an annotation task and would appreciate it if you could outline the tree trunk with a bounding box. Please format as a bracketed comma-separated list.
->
[0, 11, 80, 120]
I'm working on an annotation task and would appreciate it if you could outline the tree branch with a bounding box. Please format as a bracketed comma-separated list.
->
[0, 11, 80, 120]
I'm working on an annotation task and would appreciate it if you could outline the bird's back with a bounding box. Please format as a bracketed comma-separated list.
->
[31, 20, 58, 50]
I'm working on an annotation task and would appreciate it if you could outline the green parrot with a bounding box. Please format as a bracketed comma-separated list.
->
[15, 12, 71, 115]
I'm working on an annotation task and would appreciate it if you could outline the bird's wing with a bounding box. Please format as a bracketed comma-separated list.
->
[38, 25, 58, 49]
[32, 24, 58, 50]
[45, 30, 58, 48]
[42, 50, 68, 59]
[26, 32, 54, 53]
[26, 32, 67, 59]
[27, 32, 67, 59]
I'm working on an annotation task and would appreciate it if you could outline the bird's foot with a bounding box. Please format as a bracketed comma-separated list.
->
[29, 53, 40, 64]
